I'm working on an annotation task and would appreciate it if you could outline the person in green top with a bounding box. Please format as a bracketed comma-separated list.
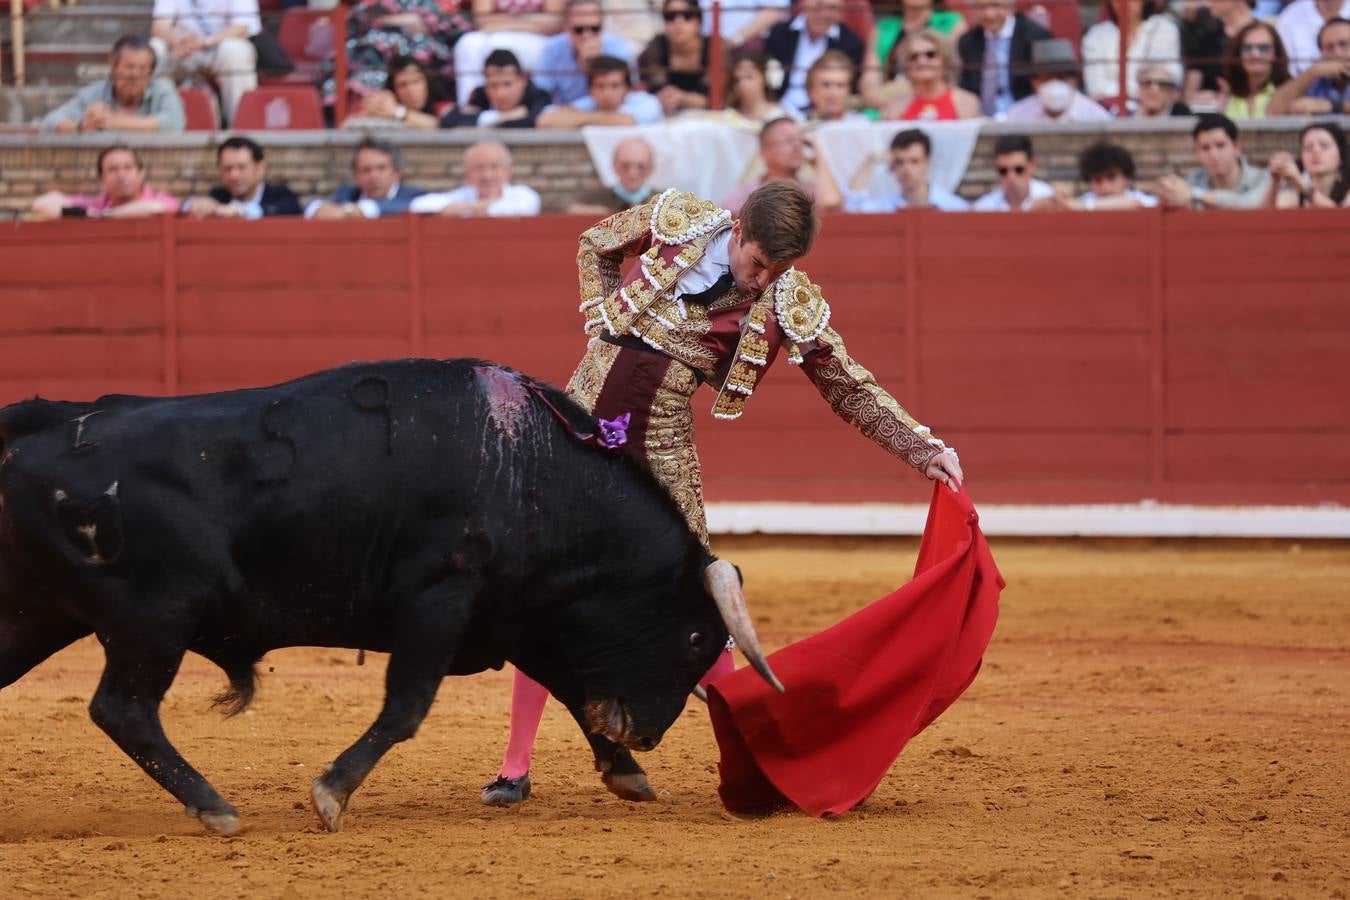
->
[860, 0, 967, 108]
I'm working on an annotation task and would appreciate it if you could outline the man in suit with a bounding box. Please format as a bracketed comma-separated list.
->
[957, 0, 1054, 116]
[765, 0, 864, 115]
[304, 138, 427, 220]
[181, 136, 301, 219]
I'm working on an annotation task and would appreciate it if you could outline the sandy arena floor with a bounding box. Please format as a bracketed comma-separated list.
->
[2, 536, 1347, 899]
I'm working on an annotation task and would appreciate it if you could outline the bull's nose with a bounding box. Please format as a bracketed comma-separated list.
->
[637, 736, 657, 751]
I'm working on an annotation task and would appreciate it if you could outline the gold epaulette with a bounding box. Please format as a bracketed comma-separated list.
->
[649, 189, 732, 246]
[773, 268, 832, 345]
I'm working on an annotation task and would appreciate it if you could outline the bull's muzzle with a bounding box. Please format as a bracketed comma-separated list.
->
[583, 698, 660, 751]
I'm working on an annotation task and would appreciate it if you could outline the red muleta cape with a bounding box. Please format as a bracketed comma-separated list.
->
[707, 482, 1003, 816]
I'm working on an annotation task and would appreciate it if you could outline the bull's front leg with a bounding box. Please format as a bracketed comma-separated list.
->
[89, 638, 242, 835]
[585, 731, 658, 802]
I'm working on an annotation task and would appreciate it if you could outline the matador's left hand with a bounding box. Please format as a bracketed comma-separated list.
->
[925, 449, 963, 493]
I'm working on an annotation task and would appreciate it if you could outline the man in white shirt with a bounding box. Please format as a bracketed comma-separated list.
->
[973, 134, 1054, 211]
[150, 0, 259, 125]
[844, 129, 969, 212]
[410, 141, 542, 217]
[1279, 0, 1350, 75]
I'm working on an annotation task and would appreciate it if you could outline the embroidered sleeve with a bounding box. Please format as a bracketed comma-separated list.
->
[798, 325, 951, 474]
[577, 199, 659, 337]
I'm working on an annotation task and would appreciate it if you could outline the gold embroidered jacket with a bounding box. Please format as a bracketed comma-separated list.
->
[575, 189, 951, 472]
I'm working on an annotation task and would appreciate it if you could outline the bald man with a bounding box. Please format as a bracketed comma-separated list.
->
[569, 137, 658, 214]
[409, 141, 543, 217]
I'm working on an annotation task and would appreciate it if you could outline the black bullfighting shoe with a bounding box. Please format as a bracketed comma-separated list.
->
[481, 773, 532, 807]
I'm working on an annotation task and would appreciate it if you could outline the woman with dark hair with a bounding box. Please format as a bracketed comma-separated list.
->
[351, 55, 452, 128]
[1265, 121, 1350, 207]
[721, 49, 797, 124]
[1221, 20, 1290, 118]
[638, 0, 719, 116]
[320, 0, 471, 110]
[1082, 0, 1183, 102]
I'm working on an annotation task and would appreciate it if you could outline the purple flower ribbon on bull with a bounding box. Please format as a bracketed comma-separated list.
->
[595, 412, 629, 450]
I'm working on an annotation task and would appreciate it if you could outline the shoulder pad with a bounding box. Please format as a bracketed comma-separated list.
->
[649, 189, 732, 246]
[773, 268, 831, 344]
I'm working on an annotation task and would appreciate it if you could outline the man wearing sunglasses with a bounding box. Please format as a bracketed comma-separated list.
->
[534, 0, 636, 105]
[972, 134, 1053, 211]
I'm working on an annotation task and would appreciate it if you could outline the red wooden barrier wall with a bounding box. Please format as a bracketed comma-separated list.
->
[2, 210, 1347, 507]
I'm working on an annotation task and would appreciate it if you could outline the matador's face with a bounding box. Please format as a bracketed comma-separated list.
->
[727, 221, 795, 297]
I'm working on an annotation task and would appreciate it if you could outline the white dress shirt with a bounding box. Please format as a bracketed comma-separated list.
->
[1278, 0, 1350, 75]
[671, 228, 734, 303]
[782, 16, 840, 115]
[409, 183, 542, 217]
[973, 178, 1055, 211]
[230, 183, 265, 220]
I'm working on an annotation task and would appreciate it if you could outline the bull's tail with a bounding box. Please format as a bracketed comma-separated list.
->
[210, 657, 259, 717]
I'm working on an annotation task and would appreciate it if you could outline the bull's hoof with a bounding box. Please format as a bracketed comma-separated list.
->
[309, 777, 348, 833]
[602, 770, 658, 802]
[199, 810, 244, 836]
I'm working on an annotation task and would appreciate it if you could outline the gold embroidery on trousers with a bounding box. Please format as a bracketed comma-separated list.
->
[643, 362, 708, 547]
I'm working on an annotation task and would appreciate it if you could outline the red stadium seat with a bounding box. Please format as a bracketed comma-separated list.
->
[232, 86, 324, 129]
[261, 9, 338, 85]
[178, 86, 219, 131]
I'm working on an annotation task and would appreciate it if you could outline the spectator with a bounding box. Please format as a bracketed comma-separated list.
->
[804, 50, 865, 121]
[320, 0, 470, 112]
[534, 0, 636, 105]
[861, 0, 968, 106]
[451, 0, 564, 105]
[1037, 142, 1157, 210]
[957, 0, 1053, 116]
[1278, 0, 1350, 76]
[1263, 120, 1350, 207]
[304, 138, 427, 220]
[972, 134, 1053, 211]
[1181, 0, 1253, 107]
[181, 137, 302, 219]
[346, 56, 453, 130]
[1081, 0, 1182, 105]
[765, 0, 865, 116]
[723, 49, 799, 124]
[719, 116, 842, 212]
[1130, 63, 1193, 115]
[1221, 21, 1291, 118]
[1153, 113, 1271, 209]
[1267, 17, 1350, 114]
[1006, 38, 1111, 121]
[31, 146, 179, 220]
[703, 0, 788, 45]
[639, 0, 717, 116]
[149, 0, 259, 126]
[569, 138, 658, 213]
[441, 49, 552, 127]
[878, 29, 980, 119]
[537, 55, 664, 126]
[40, 36, 185, 134]
[844, 128, 969, 211]
[410, 141, 542, 216]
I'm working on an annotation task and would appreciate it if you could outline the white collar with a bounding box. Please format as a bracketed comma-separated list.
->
[789, 14, 841, 41]
[704, 227, 733, 268]
[985, 14, 1015, 41]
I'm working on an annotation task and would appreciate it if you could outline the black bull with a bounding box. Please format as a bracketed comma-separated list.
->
[0, 359, 778, 834]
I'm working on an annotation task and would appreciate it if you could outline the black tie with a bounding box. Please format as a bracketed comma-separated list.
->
[682, 271, 735, 306]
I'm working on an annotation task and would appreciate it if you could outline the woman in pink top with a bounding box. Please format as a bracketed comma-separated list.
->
[31, 145, 179, 220]
[879, 29, 981, 120]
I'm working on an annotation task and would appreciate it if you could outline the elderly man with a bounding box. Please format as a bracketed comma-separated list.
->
[569, 138, 658, 214]
[534, 0, 635, 105]
[182, 137, 302, 219]
[721, 116, 842, 213]
[409, 141, 542, 217]
[150, 0, 260, 125]
[1005, 39, 1110, 122]
[845, 129, 968, 212]
[31, 146, 179, 220]
[957, 0, 1053, 116]
[1268, 17, 1350, 114]
[765, 0, 864, 115]
[304, 138, 427, 220]
[40, 36, 185, 133]
[537, 55, 663, 127]
[1154, 113, 1271, 210]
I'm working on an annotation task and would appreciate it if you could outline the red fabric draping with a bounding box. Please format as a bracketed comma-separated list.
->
[707, 483, 1003, 816]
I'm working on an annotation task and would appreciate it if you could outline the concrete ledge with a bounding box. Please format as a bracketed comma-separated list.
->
[707, 502, 1350, 539]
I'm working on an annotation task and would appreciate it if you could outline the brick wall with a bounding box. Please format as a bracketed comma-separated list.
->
[0, 120, 1315, 216]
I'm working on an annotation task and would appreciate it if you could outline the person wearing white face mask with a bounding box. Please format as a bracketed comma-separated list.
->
[1005, 38, 1112, 121]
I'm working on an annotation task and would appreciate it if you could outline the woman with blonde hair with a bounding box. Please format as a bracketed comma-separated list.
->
[880, 29, 981, 120]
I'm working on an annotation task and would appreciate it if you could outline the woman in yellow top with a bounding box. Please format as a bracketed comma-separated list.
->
[1221, 20, 1290, 119]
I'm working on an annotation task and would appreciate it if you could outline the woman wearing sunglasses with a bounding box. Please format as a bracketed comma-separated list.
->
[638, 0, 722, 115]
[1219, 20, 1291, 118]
[880, 29, 981, 120]
[860, 0, 966, 107]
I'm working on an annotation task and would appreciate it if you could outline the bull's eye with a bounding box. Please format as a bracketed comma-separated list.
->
[689, 631, 704, 648]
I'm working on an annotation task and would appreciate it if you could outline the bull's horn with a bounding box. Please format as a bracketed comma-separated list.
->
[704, 559, 785, 693]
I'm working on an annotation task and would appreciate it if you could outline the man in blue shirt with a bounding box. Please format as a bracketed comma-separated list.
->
[844, 129, 969, 213]
[538, 55, 664, 126]
[533, 0, 635, 105]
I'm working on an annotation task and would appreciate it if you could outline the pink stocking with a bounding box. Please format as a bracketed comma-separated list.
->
[499, 668, 550, 779]
[698, 648, 736, 689]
